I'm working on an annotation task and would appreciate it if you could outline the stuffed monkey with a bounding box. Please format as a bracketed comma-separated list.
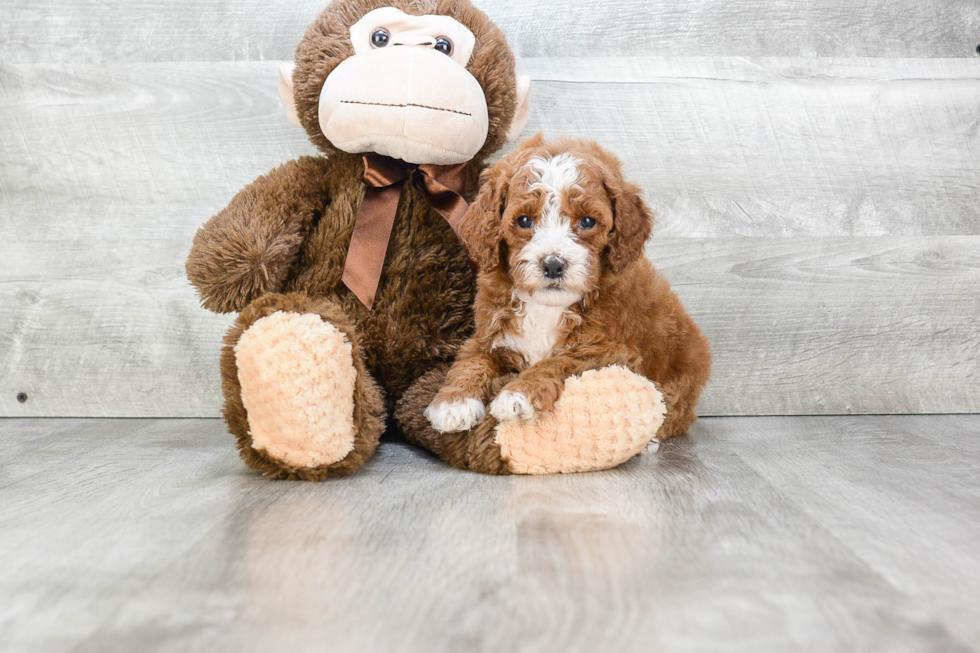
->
[187, 0, 665, 479]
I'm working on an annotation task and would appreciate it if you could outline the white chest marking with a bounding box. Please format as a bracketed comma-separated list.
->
[492, 297, 567, 366]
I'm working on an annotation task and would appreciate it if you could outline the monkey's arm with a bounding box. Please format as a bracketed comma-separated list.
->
[186, 156, 334, 313]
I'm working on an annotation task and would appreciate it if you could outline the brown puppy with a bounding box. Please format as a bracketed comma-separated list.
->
[426, 135, 711, 441]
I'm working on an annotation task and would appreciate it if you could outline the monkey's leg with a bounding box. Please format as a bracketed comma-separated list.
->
[222, 292, 385, 481]
[395, 365, 511, 474]
[491, 366, 666, 474]
[396, 365, 665, 475]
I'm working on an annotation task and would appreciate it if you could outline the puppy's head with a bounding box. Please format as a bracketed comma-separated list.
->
[459, 134, 653, 306]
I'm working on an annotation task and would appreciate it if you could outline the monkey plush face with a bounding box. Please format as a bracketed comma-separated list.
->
[280, 0, 531, 166]
[318, 7, 488, 164]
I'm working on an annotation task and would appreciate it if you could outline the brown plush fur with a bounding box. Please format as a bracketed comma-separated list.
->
[395, 365, 511, 474]
[187, 0, 514, 479]
[222, 293, 387, 480]
[434, 135, 712, 440]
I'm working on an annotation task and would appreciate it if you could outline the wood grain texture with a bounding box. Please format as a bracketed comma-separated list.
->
[3, 59, 978, 236]
[650, 236, 980, 416]
[1, 0, 978, 62]
[0, 63, 316, 206]
[519, 57, 980, 238]
[2, 236, 978, 417]
[1, 416, 979, 652]
[2, 56, 979, 416]
[716, 416, 980, 647]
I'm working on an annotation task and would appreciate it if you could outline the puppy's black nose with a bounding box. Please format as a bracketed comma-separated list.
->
[542, 256, 566, 279]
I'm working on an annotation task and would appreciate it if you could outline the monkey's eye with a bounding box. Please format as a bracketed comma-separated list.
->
[371, 28, 390, 48]
[434, 36, 453, 55]
[516, 215, 534, 229]
[579, 216, 597, 229]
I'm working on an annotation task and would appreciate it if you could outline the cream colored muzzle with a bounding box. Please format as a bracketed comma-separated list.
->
[318, 46, 490, 165]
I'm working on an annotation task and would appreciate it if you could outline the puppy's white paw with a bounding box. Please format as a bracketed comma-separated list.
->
[425, 398, 486, 433]
[489, 390, 535, 423]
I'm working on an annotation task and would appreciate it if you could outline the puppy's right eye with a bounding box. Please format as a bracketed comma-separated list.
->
[516, 216, 534, 229]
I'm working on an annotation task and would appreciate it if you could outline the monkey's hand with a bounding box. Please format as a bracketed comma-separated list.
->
[186, 157, 332, 313]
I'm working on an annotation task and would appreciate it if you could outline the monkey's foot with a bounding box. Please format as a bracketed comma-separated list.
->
[235, 311, 358, 469]
[495, 366, 666, 474]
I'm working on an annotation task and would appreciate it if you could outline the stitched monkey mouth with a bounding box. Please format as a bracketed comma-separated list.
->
[340, 100, 472, 117]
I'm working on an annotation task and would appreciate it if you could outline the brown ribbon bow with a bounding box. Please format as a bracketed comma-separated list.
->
[342, 154, 470, 309]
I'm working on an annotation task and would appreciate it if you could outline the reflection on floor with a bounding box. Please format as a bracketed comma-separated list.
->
[1, 415, 978, 653]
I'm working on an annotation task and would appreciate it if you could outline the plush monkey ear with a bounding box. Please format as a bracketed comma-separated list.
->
[278, 62, 302, 127]
[605, 176, 654, 273]
[505, 75, 532, 142]
[458, 161, 511, 272]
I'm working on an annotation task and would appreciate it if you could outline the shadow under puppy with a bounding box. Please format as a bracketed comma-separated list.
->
[426, 134, 711, 444]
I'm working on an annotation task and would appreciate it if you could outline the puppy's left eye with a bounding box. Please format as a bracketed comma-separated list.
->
[516, 215, 534, 229]
[579, 216, 597, 229]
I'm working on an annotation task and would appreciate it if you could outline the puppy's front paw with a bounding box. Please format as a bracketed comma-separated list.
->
[489, 390, 535, 423]
[425, 398, 486, 433]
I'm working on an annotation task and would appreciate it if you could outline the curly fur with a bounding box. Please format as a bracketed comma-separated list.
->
[434, 136, 712, 441]
[395, 365, 512, 474]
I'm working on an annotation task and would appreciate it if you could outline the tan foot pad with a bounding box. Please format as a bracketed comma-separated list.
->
[235, 311, 357, 469]
[495, 366, 666, 475]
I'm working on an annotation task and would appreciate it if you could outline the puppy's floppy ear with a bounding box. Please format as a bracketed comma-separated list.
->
[458, 158, 511, 272]
[519, 131, 546, 150]
[604, 175, 654, 273]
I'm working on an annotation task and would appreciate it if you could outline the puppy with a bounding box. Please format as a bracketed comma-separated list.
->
[425, 135, 711, 441]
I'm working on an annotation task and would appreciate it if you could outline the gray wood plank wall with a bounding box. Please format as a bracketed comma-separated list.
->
[1, 0, 979, 417]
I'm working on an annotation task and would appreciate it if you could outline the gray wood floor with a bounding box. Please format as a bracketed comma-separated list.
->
[1, 416, 978, 653]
